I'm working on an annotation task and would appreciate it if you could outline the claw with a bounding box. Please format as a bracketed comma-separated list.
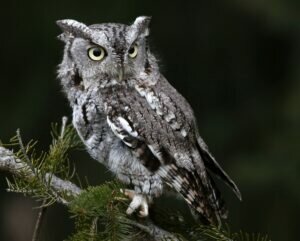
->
[121, 189, 149, 217]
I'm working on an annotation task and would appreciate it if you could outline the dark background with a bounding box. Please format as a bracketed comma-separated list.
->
[0, 0, 299, 240]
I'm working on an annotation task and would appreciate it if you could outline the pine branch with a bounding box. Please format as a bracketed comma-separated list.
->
[0, 118, 270, 241]
[32, 116, 69, 241]
[0, 146, 180, 241]
[127, 219, 183, 241]
[0, 146, 82, 202]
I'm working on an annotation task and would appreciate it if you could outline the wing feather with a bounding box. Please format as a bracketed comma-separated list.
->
[106, 111, 224, 224]
[103, 78, 240, 224]
[197, 135, 242, 201]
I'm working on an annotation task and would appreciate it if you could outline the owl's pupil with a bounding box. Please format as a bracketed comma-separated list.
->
[129, 47, 134, 54]
[93, 49, 101, 57]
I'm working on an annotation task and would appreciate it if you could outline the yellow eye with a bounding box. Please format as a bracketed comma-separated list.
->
[88, 47, 106, 61]
[128, 45, 138, 58]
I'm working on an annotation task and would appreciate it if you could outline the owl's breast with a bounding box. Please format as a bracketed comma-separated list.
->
[72, 92, 113, 162]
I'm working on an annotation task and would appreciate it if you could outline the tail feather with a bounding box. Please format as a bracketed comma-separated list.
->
[160, 164, 226, 225]
[207, 173, 228, 219]
[197, 136, 242, 201]
[191, 171, 228, 224]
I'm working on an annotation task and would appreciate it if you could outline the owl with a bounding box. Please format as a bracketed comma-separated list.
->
[56, 16, 241, 225]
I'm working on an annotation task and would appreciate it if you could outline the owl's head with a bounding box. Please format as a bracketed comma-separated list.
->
[57, 16, 157, 87]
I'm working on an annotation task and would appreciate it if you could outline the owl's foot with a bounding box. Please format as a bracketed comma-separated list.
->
[121, 189, 149, 217]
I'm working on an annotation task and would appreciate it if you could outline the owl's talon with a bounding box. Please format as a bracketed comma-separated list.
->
[121, 189, 149, 217]
[138, 201, 149, 217]
[121, 188, 135, 199]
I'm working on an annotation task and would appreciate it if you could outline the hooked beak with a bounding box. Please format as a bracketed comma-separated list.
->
[118, 65, 124, 81]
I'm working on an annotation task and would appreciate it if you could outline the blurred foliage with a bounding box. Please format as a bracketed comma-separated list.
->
[0, 0, 299, 240]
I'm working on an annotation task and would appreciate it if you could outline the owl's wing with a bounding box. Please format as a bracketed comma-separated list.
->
[196, 133, 242, 200]
[155, 75, 242, 201]
[106, 111, 223, 224]
[104, 82, 229, 224]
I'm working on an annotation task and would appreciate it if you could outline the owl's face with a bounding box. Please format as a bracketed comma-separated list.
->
[57, 17, 152, 86]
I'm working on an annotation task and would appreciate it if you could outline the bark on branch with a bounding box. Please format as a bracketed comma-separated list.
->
[0, 146, 181, 241]
[0, 146, 81, 200]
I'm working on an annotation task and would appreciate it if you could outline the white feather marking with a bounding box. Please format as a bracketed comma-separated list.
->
[181, 129, 187, 137]
[122, 140, 133, 147]
[157, 166, 170, 178]
[170, 121, 181, 130]
[187, 193, 194, 201]
[103, 102, 108, 112]
[172, 178, 183, 192]
[174, 153, 194, 170]
[135, 85, 164, 116]
[107, 117, 118, 132]
[148, 145, 162, 161]
[142, 180, 151, 193]
[145, 91, 156, 108]
[188, 190, 196, 199]
[165, 111, 176, 122]
[196, 207, 203, 213]
[145, 91, 163, 115]
[135, 85, 146, 97]
[191, 190, 198, 196]
[172, 181, 181, 191]
[118, 117, 138, 137]
[107, 116, 127, 140]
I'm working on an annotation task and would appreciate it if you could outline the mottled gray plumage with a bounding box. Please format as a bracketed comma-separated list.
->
[56, 16, 241, 224]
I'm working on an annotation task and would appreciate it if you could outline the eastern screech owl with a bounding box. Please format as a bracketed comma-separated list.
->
[56, 16, 241, 225]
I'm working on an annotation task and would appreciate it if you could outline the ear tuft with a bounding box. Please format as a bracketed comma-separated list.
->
[131, 16, 152, 38]
[133, 16, 152, 26]
[56, 19, 92, 39]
